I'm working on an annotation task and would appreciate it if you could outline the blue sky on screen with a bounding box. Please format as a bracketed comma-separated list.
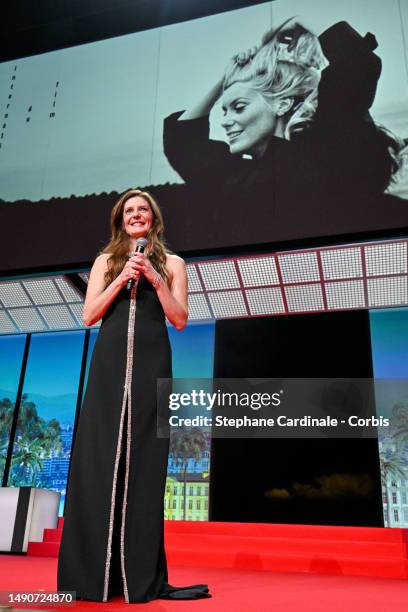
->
[370, 308, 408, 378]
[23, 331, 85, 396]
[168, 323, 215, 378]
[0, 334, 26, 398]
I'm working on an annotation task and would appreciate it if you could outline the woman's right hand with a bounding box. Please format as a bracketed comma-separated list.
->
[117, 256, 140, 287]
[234, 46, 258, 66]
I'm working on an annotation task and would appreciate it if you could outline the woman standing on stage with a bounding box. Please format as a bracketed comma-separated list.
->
[57, 188, 210, 602]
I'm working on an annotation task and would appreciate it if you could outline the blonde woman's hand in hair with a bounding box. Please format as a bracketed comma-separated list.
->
[234, 46, 258, 66]
[178, 44, 256, 122]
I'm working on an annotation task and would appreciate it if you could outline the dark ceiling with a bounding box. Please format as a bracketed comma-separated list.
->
[0, 0, 265, 62]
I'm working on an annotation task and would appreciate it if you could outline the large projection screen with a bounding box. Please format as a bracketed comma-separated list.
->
[0, 0, 407, 271]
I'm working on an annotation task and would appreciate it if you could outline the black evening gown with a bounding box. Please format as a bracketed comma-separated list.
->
[57, 276, 210, 602]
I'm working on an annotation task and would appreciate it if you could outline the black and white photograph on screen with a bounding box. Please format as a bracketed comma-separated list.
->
[158, 0, 408, 249]
[0, 0, 407, 270]
[163, 18, 405, 210]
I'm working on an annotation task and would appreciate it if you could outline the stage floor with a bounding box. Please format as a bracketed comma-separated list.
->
[1, 556, 408, 611]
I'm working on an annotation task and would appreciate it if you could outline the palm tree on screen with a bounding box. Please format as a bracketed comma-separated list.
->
[169, 427, 207, 520]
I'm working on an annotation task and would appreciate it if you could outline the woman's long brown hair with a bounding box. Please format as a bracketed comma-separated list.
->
[101, 188, 170, 287]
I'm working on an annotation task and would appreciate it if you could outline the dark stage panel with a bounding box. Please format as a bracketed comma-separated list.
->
[210, 310, 384, 527]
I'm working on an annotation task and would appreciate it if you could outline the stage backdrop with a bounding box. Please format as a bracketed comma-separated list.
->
[1, 0, 407, 272]
[1, 308, 407, 524]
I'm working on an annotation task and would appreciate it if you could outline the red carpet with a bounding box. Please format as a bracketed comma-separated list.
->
[11, 519, 408, 610]
[28, 519, 408, 580]
[1, 555, 408, 611]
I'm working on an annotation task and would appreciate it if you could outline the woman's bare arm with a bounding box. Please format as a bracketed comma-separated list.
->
[157, 255, 188, 330]
[178, 79, 223, 120]
[177, 45, 258, 121]
[82, 254, 139, 326]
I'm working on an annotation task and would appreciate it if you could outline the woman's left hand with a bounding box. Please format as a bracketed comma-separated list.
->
[130, 253, 157, 285]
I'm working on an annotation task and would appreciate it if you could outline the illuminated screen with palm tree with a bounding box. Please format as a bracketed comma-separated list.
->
[0, 324, 215, 519]
[165, 324, 215, 521]
[370, 308, 408, 527]
[1, 332, 85, 515]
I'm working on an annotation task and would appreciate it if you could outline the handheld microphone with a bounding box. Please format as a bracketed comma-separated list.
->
[126, 237, 148, 291]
